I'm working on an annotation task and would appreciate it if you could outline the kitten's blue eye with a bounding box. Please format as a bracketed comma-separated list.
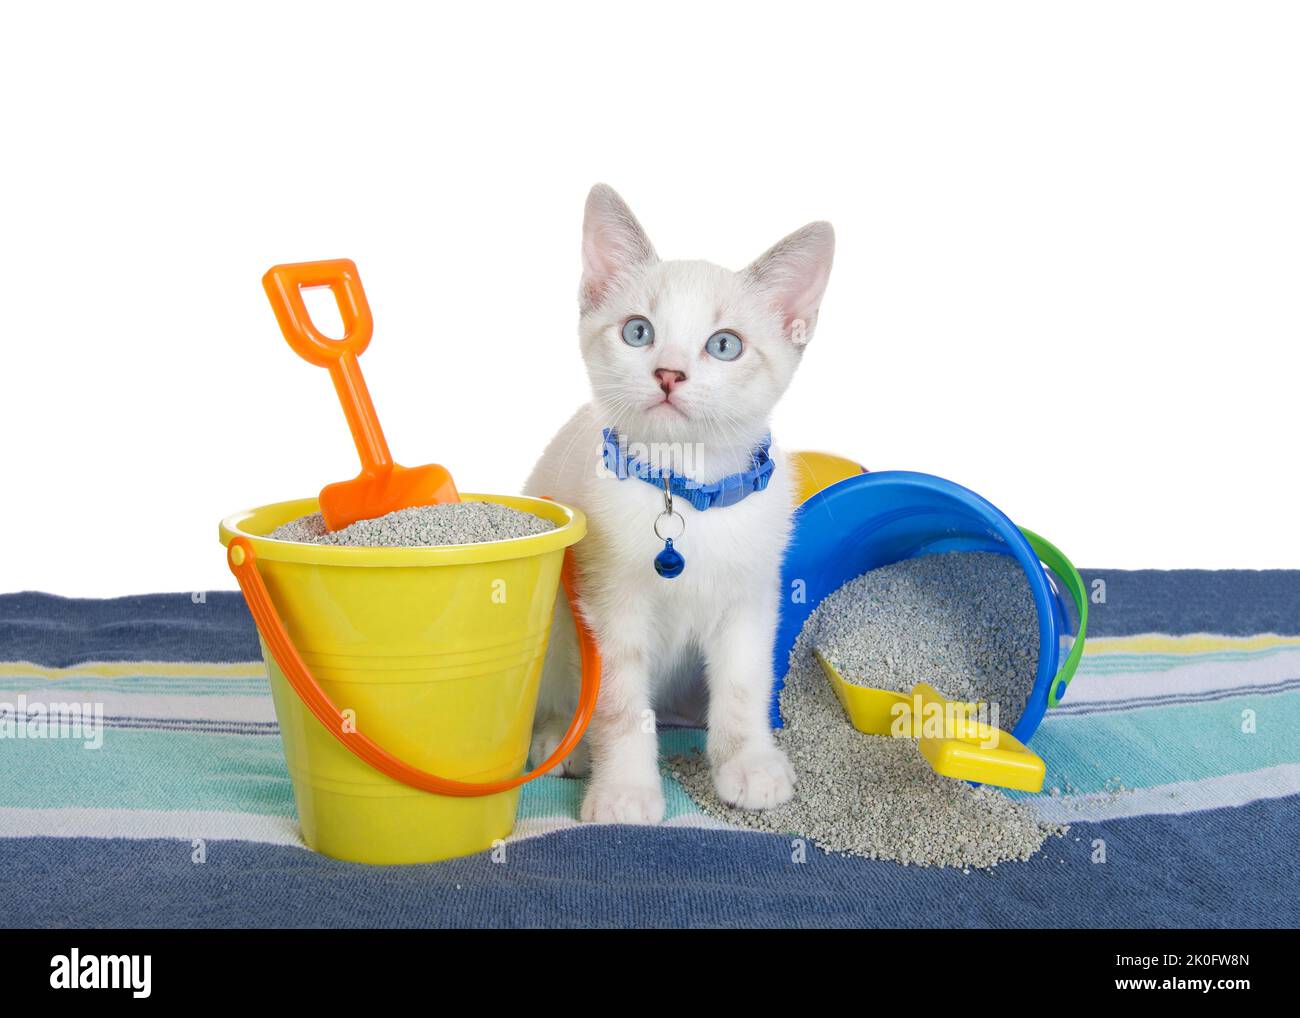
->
[705, 330, 743, 361]
[621, 317, 654, 347]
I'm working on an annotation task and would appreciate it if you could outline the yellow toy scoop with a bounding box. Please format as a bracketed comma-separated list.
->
[813, 648, 1045, 793]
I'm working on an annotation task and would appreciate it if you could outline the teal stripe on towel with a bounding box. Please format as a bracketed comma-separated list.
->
[661, 729, 709, 820]
[7, 694, 1288, 832]
[1030, 688, 1298, 794]
[514, 729, 709, 823]
[0, 728, 294, 816]
[516, 771, 585, 820]
[519, 690, 1300, 827]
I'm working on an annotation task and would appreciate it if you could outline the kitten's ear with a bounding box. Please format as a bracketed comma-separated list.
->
[746, 222, 835, 345]
[581, 184, 657, 312]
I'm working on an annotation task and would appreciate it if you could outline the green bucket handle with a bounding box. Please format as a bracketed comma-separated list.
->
[1019, 528, 1088, 708]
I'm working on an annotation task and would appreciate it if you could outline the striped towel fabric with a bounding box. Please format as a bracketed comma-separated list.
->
[1, 570, 1297, 929]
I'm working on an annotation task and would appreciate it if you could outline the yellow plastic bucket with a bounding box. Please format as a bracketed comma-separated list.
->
[219, 493, 587, 865]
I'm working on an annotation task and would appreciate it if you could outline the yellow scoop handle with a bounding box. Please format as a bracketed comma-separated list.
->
[813, 649, 1045, 793]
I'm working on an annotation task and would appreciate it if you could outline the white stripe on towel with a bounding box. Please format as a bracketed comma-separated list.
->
[1030, 763, 1300, 823]
[1063, 648, 1300, 707]
[0, 807, 306, 847]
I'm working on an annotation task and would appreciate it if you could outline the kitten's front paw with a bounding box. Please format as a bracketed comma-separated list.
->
[529, 722, 590, 778]
[713, 746, 796, 810]
[580, 780, 666, 825]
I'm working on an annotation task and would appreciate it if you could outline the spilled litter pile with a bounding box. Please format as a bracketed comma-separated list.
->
[673, 552, 1067, 869]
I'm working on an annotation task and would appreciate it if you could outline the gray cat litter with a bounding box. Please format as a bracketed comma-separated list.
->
[268, 502, 556, 547]
[672, 552, 1067, 869]
[811, 550, 1039, 729]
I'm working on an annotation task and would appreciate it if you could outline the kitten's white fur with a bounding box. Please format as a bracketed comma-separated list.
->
[524, 185, 834, 824]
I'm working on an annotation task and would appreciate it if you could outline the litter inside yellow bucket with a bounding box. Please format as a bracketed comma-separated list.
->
[219, 493, 585, 864]
[813, 649, 1045, 793]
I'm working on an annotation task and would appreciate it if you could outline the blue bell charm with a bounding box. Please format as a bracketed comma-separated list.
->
[652, 474, 686, 579]
[654, 538, 685, 578]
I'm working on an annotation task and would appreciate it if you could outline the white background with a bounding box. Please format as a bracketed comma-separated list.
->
[2, 1, 1297, 596]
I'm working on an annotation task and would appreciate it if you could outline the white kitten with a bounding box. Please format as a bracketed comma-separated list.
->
[524, 184, 834, 824]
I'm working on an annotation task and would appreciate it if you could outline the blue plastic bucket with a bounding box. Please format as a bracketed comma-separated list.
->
[771, 470, 1086, 747]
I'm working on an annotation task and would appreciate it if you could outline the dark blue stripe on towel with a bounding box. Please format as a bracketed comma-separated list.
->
[1, 796, 1295, 929]
[2, 571, 1298, 668]
[1078, 569, 1300, 637]
[0, 591, 260, 666]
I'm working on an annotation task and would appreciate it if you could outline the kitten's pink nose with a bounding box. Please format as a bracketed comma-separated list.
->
[654, 368, 687, 395]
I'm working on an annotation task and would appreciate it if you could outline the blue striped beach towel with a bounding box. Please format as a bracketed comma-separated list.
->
[0, 570, 1296, 928]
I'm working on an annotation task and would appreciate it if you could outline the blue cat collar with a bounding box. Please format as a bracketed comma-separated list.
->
[600, 428, 775, 511]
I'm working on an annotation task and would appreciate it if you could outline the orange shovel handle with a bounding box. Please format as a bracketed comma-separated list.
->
[262, 259, 392, 474]
[227, 536, 600, 797]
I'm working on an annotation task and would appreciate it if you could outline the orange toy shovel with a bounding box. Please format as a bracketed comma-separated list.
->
[262, 259, 460, 530]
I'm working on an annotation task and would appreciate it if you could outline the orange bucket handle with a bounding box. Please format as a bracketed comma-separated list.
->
[227, 536, 600, 797]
